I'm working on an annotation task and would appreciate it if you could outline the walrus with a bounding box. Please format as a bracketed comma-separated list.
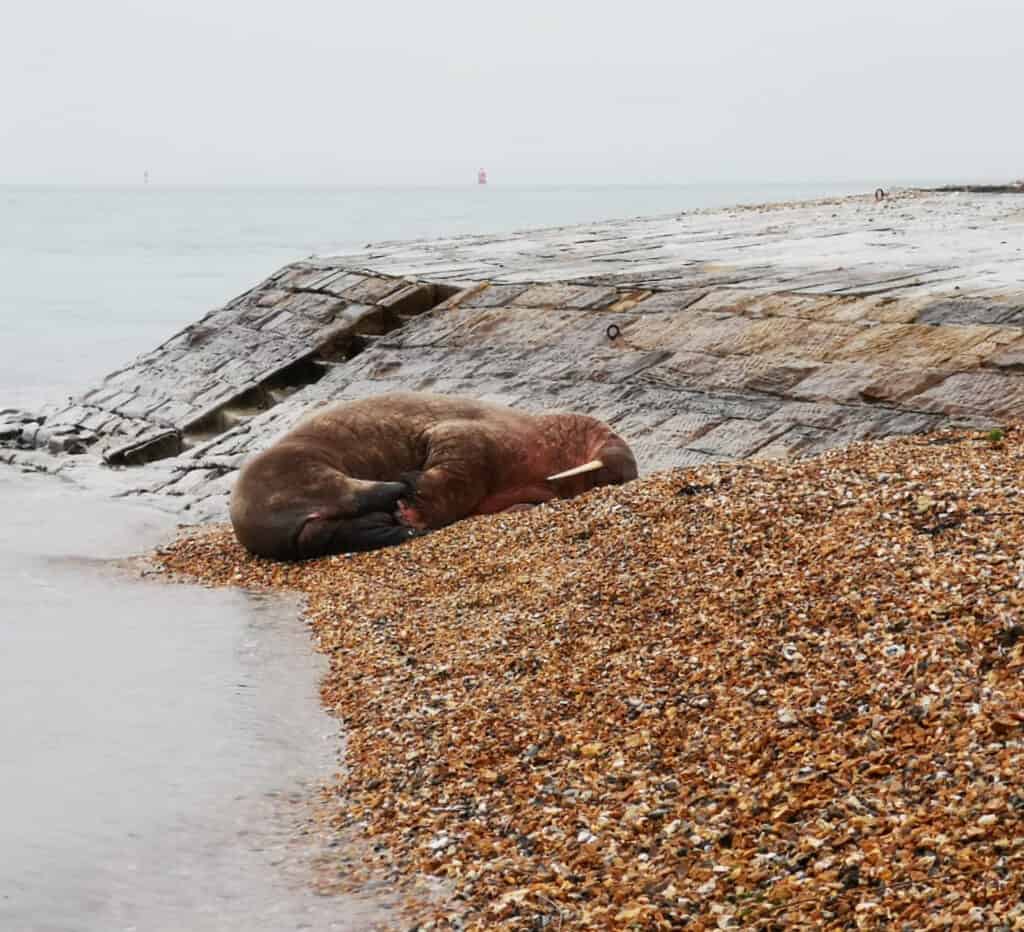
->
[229, 391, 637, 560]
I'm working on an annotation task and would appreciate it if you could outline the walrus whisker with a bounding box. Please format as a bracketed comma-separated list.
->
[547, 459, 604, 481]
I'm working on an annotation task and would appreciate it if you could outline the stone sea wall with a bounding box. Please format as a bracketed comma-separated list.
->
[4, 187, 1024, 518]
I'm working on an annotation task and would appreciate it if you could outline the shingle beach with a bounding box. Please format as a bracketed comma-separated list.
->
[158, 427, 1024, 930]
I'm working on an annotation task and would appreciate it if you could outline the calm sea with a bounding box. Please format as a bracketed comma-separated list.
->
[0, 182, 874, 411]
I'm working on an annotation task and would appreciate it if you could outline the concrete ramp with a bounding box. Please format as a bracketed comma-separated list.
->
[4, 188, 1024, 518]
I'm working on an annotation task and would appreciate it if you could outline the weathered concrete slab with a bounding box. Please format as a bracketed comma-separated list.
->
[5, 188, 1024, 520]
[327, 189, 1024, 300]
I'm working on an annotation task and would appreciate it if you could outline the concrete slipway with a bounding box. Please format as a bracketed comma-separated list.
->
[4, 186, 1024, 513]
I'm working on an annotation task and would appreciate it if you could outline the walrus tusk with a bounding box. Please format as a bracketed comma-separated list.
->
[547, 459, 604, 481]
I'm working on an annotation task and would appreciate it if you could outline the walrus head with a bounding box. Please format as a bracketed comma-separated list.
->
[547, 436, 638, 489]
[230, 456, 415, 560]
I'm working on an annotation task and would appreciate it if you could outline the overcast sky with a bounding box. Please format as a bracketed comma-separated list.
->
[2, 0, 1021, 185]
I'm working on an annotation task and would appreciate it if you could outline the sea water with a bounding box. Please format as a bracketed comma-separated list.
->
[0, 475, 383, 931]
[0, 181, 871, 929]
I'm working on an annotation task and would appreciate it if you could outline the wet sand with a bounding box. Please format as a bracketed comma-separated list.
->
[0, 472, 380, 931]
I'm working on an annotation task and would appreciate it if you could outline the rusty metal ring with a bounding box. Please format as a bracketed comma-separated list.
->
[606, 324, 621, 341]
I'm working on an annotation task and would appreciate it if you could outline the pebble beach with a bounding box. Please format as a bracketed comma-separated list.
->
[158, 425, 1024, 930]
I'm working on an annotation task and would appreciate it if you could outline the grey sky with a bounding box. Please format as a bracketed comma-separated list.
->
[2, 0, 1021, 185]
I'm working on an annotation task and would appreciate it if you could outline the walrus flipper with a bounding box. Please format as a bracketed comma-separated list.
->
[292, 478, 414, 558]
[400, 421, 494, 529]
[296, 511, 418, 558]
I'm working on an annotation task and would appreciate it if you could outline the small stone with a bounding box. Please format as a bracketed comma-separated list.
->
[781, 643, 802, 661]
[915, 494, 935, 514]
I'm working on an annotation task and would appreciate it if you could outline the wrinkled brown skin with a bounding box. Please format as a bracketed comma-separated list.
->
[229, 392, 637, 561]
